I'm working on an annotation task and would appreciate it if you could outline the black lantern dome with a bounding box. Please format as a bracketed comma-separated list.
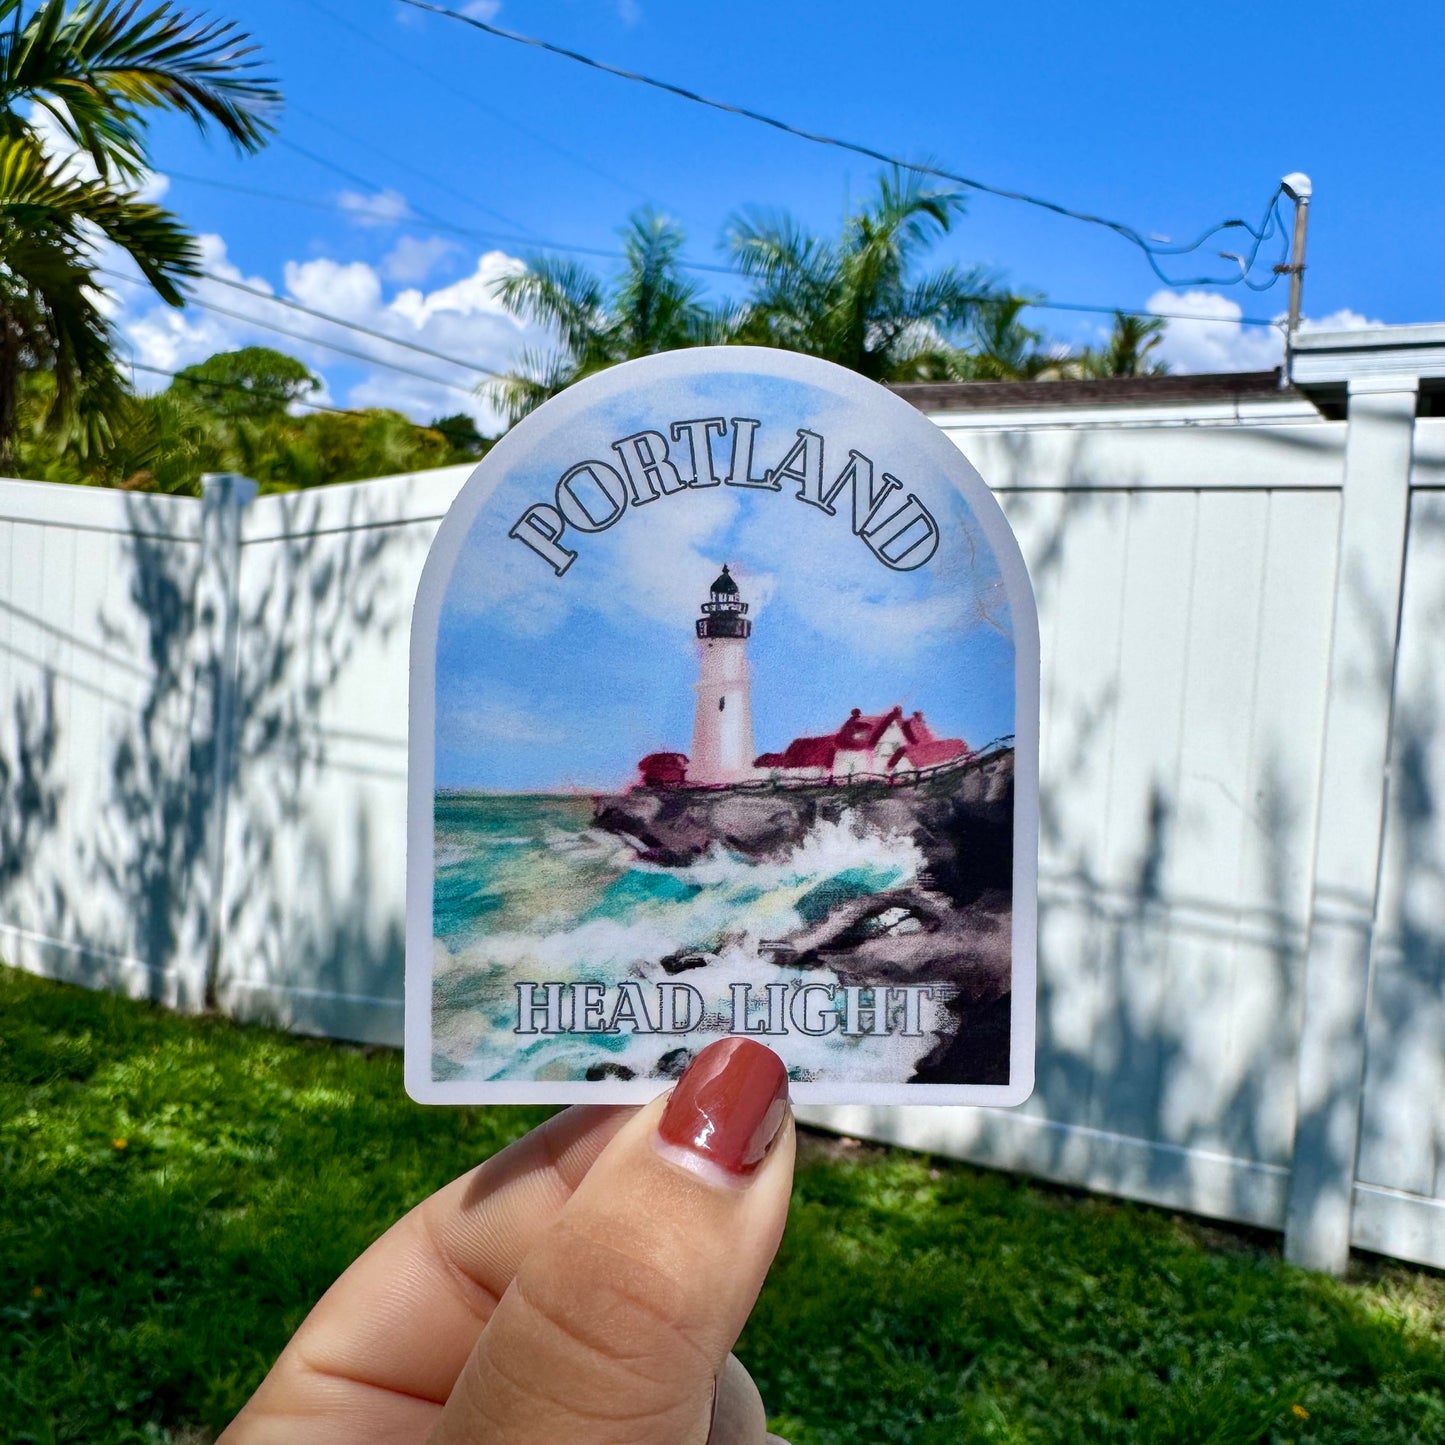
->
[696, 563, 751, 639]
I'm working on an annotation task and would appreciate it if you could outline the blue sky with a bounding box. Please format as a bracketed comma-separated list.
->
[85, 0, 1445, 429]
[429, 358, 1017, 791]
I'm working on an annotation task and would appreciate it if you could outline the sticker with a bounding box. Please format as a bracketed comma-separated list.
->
[406, 347, 1037, 1104]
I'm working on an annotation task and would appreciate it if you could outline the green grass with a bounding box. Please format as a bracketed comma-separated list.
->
[2, 966, 1442, 1444]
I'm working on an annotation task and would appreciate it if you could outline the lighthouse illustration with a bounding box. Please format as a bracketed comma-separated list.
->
[690, 565, 755, 784]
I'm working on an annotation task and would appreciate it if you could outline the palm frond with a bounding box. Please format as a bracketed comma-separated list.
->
[1, 0, 279, 179]
[0, 132, 198, 296]
[493, 256, 606, 359]
[481, 346, 578, 428]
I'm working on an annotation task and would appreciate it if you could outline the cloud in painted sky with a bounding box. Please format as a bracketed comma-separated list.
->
[437, 688, 567, 755]
[429, 362, 1022, 790]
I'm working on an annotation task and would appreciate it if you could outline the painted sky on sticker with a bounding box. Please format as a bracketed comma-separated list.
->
[433, 367, 1015, 793]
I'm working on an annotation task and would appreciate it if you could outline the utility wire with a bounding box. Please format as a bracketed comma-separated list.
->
[166, 165, 738, 274]
[290, 102, 540, 239]
[278, 135, 466, 240]
[397, 0, 1290, 290]
[162, 171, 1280, 329]
[297, 0, 647, 204]
[177, 299, 481, 396]
[125, 359, 356, 416]
[98, 268, 482, 397]
[194, 268, 505, 376]
[1024, 297, 1279, 328]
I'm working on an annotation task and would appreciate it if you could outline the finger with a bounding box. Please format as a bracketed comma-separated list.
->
[224, 1104, 632, 1440]
[433, 1037, 795, 1445]
[708, 1354, 767, 1445]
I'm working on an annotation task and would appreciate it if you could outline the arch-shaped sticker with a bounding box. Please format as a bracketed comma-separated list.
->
[407, 347, 1037, 1105]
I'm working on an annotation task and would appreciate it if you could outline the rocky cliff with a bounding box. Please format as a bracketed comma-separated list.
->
[593, 750, 1016, 1085]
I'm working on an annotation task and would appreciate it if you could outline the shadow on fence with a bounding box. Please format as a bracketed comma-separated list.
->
[2, 484, 423, 1029]
[0, 670, 61, 910]
[4, 406, 1441, 1265]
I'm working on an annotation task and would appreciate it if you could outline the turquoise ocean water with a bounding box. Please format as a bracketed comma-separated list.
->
[431, 792, 938, 1082]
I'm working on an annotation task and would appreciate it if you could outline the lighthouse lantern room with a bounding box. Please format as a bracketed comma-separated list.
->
[690, 565, 755, 783]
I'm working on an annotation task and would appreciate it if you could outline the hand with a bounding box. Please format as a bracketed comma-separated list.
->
[222, 1037, 795, 1443]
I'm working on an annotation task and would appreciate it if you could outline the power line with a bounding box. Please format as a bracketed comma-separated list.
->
[297, 0, 647, 204]
[124, 359, 355, 415]
[278, 132, 508, 248]
[277, 135, 462, 239]
[290, 102, 540, 239]
[179, 298, 481, 396]
[397, 0, 1291, 291]
[161, 171, 1280, 329]
[195, 268, 505, 376]
[165, 165, 738, 274]
[98, 268, 483, 397]
[1024, 297, 1279, 328]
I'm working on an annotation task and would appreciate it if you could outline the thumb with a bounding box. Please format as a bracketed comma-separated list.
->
[431, 1038, 794, 1445]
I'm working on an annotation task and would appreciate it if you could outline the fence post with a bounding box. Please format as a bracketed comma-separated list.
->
[197, 473, 257, 1011]
[1285, 377, 1418, 1274]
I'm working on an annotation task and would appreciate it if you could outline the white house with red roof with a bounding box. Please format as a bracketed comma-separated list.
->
[754, 706, 971, 782]
[629, 572, 973, 789]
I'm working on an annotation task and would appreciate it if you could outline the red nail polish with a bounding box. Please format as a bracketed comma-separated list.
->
[658, 1038, 789, 1176]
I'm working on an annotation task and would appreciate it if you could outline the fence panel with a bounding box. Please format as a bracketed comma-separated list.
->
[799, 417, 1347, 1232]
[213, 467, 469, 1043]
[1355, 419, 1445, 1267]
[6, 395, 1445, 1270]
[0, 482, 210, 1006]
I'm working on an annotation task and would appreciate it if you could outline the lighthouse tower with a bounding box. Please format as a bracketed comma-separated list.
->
[690, 565, 755, 784]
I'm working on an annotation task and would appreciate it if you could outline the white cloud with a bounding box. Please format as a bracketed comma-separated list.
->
[1149, 289, 1384, 375]
[284, 250, 542, 431]
[390, 249, 523, 325]
[1300, 307, 1379, 335]
[336, 188, 410, 227]
[284, 256, 383, 319]
[1147, 289, 1285, 374]
[616, 0, 642, 23]
[24, 100, 546, 436]
[107, 236, 542, 435]
[461, 0, 501, 17]
[383, 234, 459, 284]
[117, 234, 278, 376]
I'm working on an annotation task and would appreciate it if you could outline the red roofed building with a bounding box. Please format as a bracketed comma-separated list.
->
[638, 752, 689, 787]
[755, 734, 839, 780]
[891, 736, 972, 773]
[754, 707, 971, 783]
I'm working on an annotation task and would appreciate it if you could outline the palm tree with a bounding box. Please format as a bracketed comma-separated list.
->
[1, 138, 196, 455]
[488, 209, 733, 426]
[1076, 311, 1169, 378]
[0, 0, 278, 463]
[724, 168, 999, 382]
[951, 295, 1060, 381]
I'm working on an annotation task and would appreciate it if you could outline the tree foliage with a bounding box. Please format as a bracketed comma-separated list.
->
[488, 169, 1175, 406]
[170, 346, 320, 418]
[486, 208, 737, 426]
[11, 347, 487, 493]
[725, 168, 1001, 380]
[1077, 310, 1169, 378]
[0, 0, 278, 462]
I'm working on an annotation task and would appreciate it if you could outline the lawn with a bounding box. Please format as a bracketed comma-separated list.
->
[2, 965, 1443, 1444]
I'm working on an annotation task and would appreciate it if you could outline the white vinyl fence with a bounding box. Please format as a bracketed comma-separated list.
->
[3, 325, 1443, 1275]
